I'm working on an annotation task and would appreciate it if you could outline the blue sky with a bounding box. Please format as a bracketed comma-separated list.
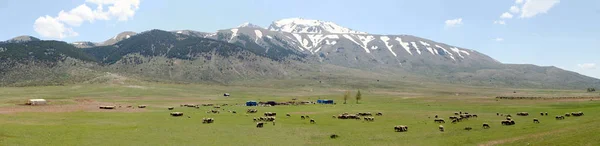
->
[1, 0, 598, 78]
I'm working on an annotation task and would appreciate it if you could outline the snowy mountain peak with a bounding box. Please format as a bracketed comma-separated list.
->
[237, 22, 263, 29]
[268, 18, 367, 34]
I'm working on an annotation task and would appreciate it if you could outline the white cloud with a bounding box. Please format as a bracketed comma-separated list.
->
[33, 16, 78, 39]
[520, 0, 560, 18]
[509, 6, 520, 14]
[516, 0, 524, 4]
[444, 18, 463, 27]
[493, 20, 506, 25]
[493, 38, 504, 41]
[33, 0, 140, 39]
[578, 63, 596, 69]
[500, 12, 514, 19]
[86, 0, 140, 21]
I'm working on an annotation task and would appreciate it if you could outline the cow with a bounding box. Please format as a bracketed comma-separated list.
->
[434, 118, 445, 123]
[310, 119, 316, 124]
[439, 125, 445, 132]
[256, 122, 264, 128]
[330, 134, 339, 139]
[533, 118, 540, 123]
[483, 123, 490, 129]
[394, 125, 408, 132]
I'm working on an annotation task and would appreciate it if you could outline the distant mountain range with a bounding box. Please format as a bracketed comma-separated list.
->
[1, 18, 598, 89]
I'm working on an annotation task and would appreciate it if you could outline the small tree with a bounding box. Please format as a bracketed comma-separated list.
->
[355, 90, 362, 104]
[343, 91, 350, 104]
[588, 88, 596, 92]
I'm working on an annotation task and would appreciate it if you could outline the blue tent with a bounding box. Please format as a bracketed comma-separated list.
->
[246, 101, 257, 106]
[317, 99, 334, 104]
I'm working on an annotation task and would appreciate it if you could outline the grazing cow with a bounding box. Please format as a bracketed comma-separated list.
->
[330, 134, 339, 139]
[170, 112, 183, 117]
[533, 118, 540, 123]
[301, 116, 305, 120]
[376, 112, 383, 116]
[483, 123, 490, 129]
[332, 115, 337, 118]
[357, 112, 372, 116]
[556, 115, 565, 120]
[264, 112, 277, 116]
[454, 112, 459, 115]
[168, 107, 174, 110]
[202, 118, 214, 124]
[501, 120, 515, 125]
[496, 113, 499, 116]
[306, 115, 310, 118]
[464, 127, 472, 131]
[545, 112, 548, 116]
[310, 119, 316, 124]
[256, 122, 264, 128]
[472, 114, 478, 118]
[439, 125, 445, 132]
[434, 115, 438, 118]
[571, 112, 584, 117]
[394, 125, 408, 132]
[565, 113, 571, 117]
[540, 112, 544, 116]
[434, 118, 445, 123]
[286, 113, 291, 117]
[517, 112, 529, 116]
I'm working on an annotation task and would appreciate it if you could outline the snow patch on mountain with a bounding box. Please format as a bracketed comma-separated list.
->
[343, 35, 369, 53]
[357, 35, 375, 52]
[419, 41, 435, 55]
[238, 22, 263, 29]
[269, 18, 366, 34]
[395, 37, 412, 55]
[371, 46, 378, 50]
[254, 30, 263, 43]
[380, 36, 397, 57]
[450, 47, 465, 58]
[436, 45, 455, 61]
[230, 29, 239, 41]
[410, 42, 421, 55]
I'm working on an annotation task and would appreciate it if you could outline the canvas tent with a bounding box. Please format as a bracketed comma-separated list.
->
[246, 101, 257, 106]
[317, 99, 334, 104]
[26, 99, 47, 105]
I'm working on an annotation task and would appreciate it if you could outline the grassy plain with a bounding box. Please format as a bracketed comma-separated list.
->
[0, 82, 599, 146]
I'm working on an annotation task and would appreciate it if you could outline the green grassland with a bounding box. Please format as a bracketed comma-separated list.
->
[0, 82, 599, 146]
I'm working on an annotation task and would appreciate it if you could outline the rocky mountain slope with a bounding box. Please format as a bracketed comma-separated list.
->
[0, 18, 598, 89]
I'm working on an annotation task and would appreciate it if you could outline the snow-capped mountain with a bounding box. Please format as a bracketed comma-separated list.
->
[193, 18, 498, 70]
[268, 18, 367, 34]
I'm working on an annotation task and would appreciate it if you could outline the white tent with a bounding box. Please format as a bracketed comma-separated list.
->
[27, 99, 47, 105]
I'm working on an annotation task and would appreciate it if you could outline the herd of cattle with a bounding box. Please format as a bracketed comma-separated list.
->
[100, 103, 585, 136]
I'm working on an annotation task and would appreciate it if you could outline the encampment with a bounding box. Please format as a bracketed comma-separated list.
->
[26, 99, 47, 105]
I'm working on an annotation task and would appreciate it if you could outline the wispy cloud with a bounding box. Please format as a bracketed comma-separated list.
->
[500, 12, 514, 19]
[33, 0, 140, 39]
[493, 38, 504, 42]
[578, 63, 597, 69]
[509, 6, 520, 14]
[444, 18, 463, 27]
[520, 0, 561, 18]
[493, 20, 506, 25]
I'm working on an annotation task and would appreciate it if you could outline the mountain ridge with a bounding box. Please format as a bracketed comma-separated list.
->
[1, 18, 599, 89]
